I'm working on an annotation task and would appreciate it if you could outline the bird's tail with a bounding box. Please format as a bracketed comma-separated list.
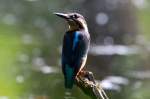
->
[65, 77, 74, 89]
[64, 65, 75, 89]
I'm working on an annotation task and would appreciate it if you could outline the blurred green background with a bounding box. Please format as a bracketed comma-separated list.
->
[0, 0, 150, 99]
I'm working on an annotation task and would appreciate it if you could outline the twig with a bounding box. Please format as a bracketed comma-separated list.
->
[75, 71, 109, 99]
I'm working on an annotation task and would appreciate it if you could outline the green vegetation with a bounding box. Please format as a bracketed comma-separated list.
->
[0, 24, 23, 98]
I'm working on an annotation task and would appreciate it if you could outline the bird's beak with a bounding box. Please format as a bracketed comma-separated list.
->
[53, 12, 69, 20]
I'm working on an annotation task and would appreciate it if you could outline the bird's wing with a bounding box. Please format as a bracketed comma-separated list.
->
[61, 33, 75, 89]
[72, 31, 90, 75]
[61, 33, 72, 75]
[61, 31, 90, 88]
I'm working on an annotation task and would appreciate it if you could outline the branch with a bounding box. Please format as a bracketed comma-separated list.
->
[75, 71, 109, 99]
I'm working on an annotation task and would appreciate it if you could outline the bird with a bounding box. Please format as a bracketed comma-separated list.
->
[54, 12, 90, 89]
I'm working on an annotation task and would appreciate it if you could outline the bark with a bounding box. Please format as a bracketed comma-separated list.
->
[75, 71, 109, 99]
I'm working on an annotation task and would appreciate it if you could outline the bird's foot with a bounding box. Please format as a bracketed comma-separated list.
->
[77, 70, 96, 84]
[85, 71, 96, 84]
[77, 70, 86, 77]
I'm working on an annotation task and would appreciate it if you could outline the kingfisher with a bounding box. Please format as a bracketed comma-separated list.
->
[54, 12, 90, 89]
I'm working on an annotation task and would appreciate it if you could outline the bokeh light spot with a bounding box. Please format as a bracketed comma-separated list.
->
[96, 12, 109, 25]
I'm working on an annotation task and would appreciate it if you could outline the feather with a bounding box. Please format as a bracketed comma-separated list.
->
[62, 30, 90, 89]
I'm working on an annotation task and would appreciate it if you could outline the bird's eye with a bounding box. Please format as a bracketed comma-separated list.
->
[74, 14, 78, 18]
[71, 14, 78, 19]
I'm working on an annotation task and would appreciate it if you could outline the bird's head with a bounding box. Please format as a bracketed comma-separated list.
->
[54, 12, 88, 32]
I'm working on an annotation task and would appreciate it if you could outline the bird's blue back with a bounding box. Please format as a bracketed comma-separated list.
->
[61, 30, 90, 89]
